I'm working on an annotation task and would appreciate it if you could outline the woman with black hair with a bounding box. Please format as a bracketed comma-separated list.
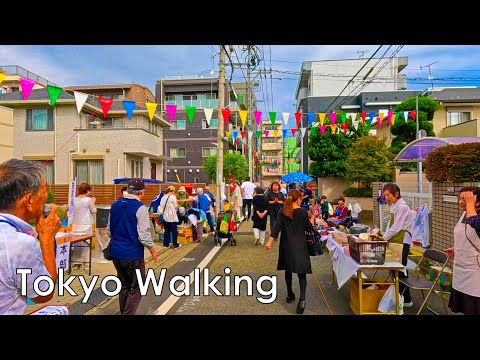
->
[252, 186, 268, 246]
[266, 181, 285, 233]
[265, 189, 317, 314]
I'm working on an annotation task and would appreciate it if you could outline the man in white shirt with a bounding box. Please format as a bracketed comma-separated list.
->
[241, 176, 256, 221]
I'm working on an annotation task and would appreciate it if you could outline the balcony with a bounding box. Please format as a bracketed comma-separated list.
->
[262, 143, 282, 151]
[165, 99, 218, 110]
[262, 169, 283, 177]
[441, 118, 480, 137]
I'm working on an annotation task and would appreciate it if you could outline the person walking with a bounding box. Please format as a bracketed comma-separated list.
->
[382, 183, 414, 308]
[158, 185, 181, 249]
[231, 180, 243, 221]
[266, 181, 286, 234]
[265, 189, 316, 314]
[108, 178, 158, 315]
[241, 176, 256, 221]
[446, 187, 480, 315]
[252, 186, 268, 246]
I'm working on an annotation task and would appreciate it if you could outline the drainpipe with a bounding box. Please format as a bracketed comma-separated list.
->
[54, 107, 57, 184]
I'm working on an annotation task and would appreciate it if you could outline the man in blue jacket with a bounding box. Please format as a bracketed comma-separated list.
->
[108, 178, 158, 315]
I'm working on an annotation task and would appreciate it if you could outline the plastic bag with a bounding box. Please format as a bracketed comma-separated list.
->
[219, 214, 229, 234]
[378, 284, 404, 314]
[328, 202, 334, 216]
[353, 202, 362, 214]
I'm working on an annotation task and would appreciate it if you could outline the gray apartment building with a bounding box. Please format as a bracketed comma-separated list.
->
[155, 76, 256, 184]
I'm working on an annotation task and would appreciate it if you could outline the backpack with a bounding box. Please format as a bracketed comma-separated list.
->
[149, 193, 163, 213]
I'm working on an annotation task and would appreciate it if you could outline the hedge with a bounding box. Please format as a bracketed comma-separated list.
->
[343, 187, 373, 198]
[425, 142, 480, 182]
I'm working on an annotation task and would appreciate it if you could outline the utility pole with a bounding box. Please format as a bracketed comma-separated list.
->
[246, 46, 253, 182]
[416, 95, 422, 194]
[216, 45, 226, 218]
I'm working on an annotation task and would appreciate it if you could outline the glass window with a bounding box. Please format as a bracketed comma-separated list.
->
[131, 160, 135, 177]
[172, 120, 186, 130]
[447, 111, 471, 126]
[202, 118, 218, 129]
[194, 177, 200, 183]
[26, 109, 54, 131]
[202, 147, 217, 157]
[31, 160, 54, 184]
[170, 148, 186, 158]
[74, 160, 103, 184]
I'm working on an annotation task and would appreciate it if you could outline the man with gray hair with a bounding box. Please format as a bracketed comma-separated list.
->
[0, 158, 61, 315]
[108, 178, 158, 315]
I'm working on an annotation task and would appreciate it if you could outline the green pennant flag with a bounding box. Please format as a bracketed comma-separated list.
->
[269, 111, 276, 127]
[340, 113, 347, 124]
[396, 112, 401, 123]
[256, 130, 261, 138]
[47, 85, 62, 107]
[311, 126, 317, 136]
[238, 95, 244, 104]
[229, 134, 233, 143]
[185, 106, 196, 125]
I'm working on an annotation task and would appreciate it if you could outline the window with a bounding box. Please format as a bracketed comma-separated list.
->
[149, 122, 158, 134]
[172, 120, 186, 130]
[74, 160, 103, 184]
[130, 160, 143, 177]
[26, 109, 54, 131]
[202, 147, 217, 157]
[264, 125, 276, 130]
[447, 111, 471, 126]
[170, 148, 186, 158]
[194, 177, 200, 183]
[263, 138, 277, 143]
[31, 160, 54, 184]
[202, 118, 218, 129]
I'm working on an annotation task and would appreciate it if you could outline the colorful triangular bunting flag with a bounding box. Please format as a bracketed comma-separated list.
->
[166, 104, 177, 123]
[99, 97, 113, 118]
[282, 112, 290, 125]
[204, 108, 213, 126]
[239, 110, 248, 127]
[47, 85, 62, 107]
[221, 109, 231, 125]
[146, 102, 158, 122]
[19, 78, 35, 101]
[123, 100, 136, 121]
[74, 91, 89, 114]
[254, 111, 262, 126]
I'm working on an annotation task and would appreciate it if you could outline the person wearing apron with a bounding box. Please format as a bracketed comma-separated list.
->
[447, 187, 480, 315]
[382, 183, 414, 307]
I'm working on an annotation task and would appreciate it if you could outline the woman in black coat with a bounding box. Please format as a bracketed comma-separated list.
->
[265, 189, 317, 314]
[252, 186, 268, 245]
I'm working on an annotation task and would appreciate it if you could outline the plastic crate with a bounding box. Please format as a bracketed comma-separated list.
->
[348, 236, 387, 265]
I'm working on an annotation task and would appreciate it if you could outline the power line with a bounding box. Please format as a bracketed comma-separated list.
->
[325, 45, 384, 113]
[269, 45, 274, 112]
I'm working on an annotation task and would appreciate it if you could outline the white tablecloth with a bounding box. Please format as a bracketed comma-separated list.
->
[324, 236, 406, 289]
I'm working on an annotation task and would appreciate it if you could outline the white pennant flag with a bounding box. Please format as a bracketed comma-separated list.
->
[403, 111, 409, 122]
[74, 91, 89, 114]
[300, 127, 307, 138]
[282, 112, 290, 125]
[352, 120, 359, 130]
[204, 108, 213, 126]
[248, 131, 253, 140]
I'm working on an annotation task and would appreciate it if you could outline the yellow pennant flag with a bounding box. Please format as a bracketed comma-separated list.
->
[391, 113, 396, 125]
[0, 72, 6, 85]
[273, 130, 279, 138]
[239, 110, 248, 127]
[226, 131, 230, 138]
[330, 123, 337, 133]
[319, 113, 326, 126]
[145, 102, 158, 122]
[379, 112, 384, 121]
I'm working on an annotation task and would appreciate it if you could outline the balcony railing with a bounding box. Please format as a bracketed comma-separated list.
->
[165, 99, 219, 110]
[0, 65, 60, 87]
[75, 123, 159, 136]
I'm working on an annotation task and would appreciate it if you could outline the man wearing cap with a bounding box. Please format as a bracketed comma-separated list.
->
[158, 185, 181, 248]
[108, 178, 158, 315]
[177, 186, 190, 210]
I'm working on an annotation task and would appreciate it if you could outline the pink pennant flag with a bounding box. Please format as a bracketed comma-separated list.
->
[254, 111, 262, 126]
[264, 130, 269, 138]
[377, 117, 383, 128]
[387, 112, 393, 125]
[329, 112, 337, 125]
[165, 104, 177, 123]
[320, 125, 326, 135]
[19, 78, 36, 100]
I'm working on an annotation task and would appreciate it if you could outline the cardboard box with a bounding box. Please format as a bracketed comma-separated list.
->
[178, 225, 193, 244]
[349, 277, 387, 315]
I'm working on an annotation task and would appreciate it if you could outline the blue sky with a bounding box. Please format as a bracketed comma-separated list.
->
[3, 45, 480, 131]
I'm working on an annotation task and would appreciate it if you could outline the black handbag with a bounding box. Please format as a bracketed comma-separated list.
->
[103, 242, 112, 261]
[306, 228, 323, 256]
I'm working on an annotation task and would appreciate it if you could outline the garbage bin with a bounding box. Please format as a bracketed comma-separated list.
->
[96, 206, 111, 229]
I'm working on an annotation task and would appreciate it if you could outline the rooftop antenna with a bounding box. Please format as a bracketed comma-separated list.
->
[357, 50, 369, 59]
[420, 61, 438, 91]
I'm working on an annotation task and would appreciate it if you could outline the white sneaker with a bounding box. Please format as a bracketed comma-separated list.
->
[403, 301, 414, 308]
[260, 241, 264, 246]
[174, 244, 182, 249]
[254, 238, 259, 245]
[202, 233, 209, 238]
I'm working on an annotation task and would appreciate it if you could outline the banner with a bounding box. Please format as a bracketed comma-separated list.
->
[123, 100, 136, 120]
[19, 78, 35, 101]
[360, 112, 366, 125]
[99, 97, 113, 118]
[166, 104, 177, 123]
[204, 108, 213, 126]
[300, 127, 306, 138]
[391, 113, 396, 125]
[340, 113, 347, 124]
[74, 91, 89, 114]
[232, 131, 238, 141]
[248, 131, 253, 140]
[410, 110, 416, 120]
[282, 112, 290, 125]
[291, 128, 297, 137]
[269, 111, 276, 127]
[67, 178, 77, 219]
[241, 131, 246, 139]
[319, 113, 326, 126]
[352, 120, 359, 130]
[310, 126, 317, 136]
[369, 112, 375, 126]
[320, 125, 326, 135]
[254, 111, 262, 126]
[273, 129, 279, 138]
[295, 112, 302, 128]
[264, 130, 269, 138]
[146, 102, 158, 122]
[0, 72, 5, 85]
[403, 111, 409, 122]
[282, 129, 288, 138]
[329, 112, 337, 125]
[331, 124, 337, 133]
[226, 131, 230, 139]
[256, 130, 261, 138]
[47, 85, 62, 107]
[307, 112, 314, 127]
[221, 109, 231, 125]
[341, 123, 348, 133]
[239, 110, 248, 127]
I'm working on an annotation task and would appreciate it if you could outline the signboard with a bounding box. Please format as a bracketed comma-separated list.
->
[67, 178, 77, 219]
[55, 240, 70, 273]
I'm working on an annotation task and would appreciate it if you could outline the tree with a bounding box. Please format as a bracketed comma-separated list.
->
[391, 96, 440, 155]
[202, 153, 248, 182]
[345, 136, 394, 188]
[308, 120, 370, 178]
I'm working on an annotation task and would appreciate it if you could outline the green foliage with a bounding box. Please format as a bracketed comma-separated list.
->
[46, 191, 55, 204]
[425, 143, 480, 182]
[202, 153, 249, 182]
[345, 136, 394, 188]
[390, 96, 440, 154]
[343, 187, 373, 198]
[307, 121, 370, 178]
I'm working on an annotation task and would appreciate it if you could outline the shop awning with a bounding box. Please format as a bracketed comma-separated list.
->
[395, 137, 480, 162]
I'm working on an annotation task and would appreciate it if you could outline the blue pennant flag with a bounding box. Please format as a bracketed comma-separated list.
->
[307, 112, 315, 127]
[233, 131, 238, 141]
[123, 100, 136, 121]
[282, 129, 288, 138]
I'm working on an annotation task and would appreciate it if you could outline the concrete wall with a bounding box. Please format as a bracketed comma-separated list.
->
[0, 105, 14, 163]
[317, 176, 353, 201]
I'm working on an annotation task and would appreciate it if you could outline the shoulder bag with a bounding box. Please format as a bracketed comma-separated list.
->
[306, 228, 323, 256]
[159, 195, 171, 224]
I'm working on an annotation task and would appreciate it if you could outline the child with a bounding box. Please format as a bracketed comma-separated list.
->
[223, 198, 231, 211]
[252, 186, 268, 245]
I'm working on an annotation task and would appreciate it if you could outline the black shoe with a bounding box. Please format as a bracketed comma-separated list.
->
[286, 294, 296, 303]
[296, 300, 306, 314]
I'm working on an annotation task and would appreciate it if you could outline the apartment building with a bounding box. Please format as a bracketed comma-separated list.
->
[260, 120, 283, 187]
[155, 76, 257, 183]
[0, 105, 14, 163]
[0, 85, 170, 184]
